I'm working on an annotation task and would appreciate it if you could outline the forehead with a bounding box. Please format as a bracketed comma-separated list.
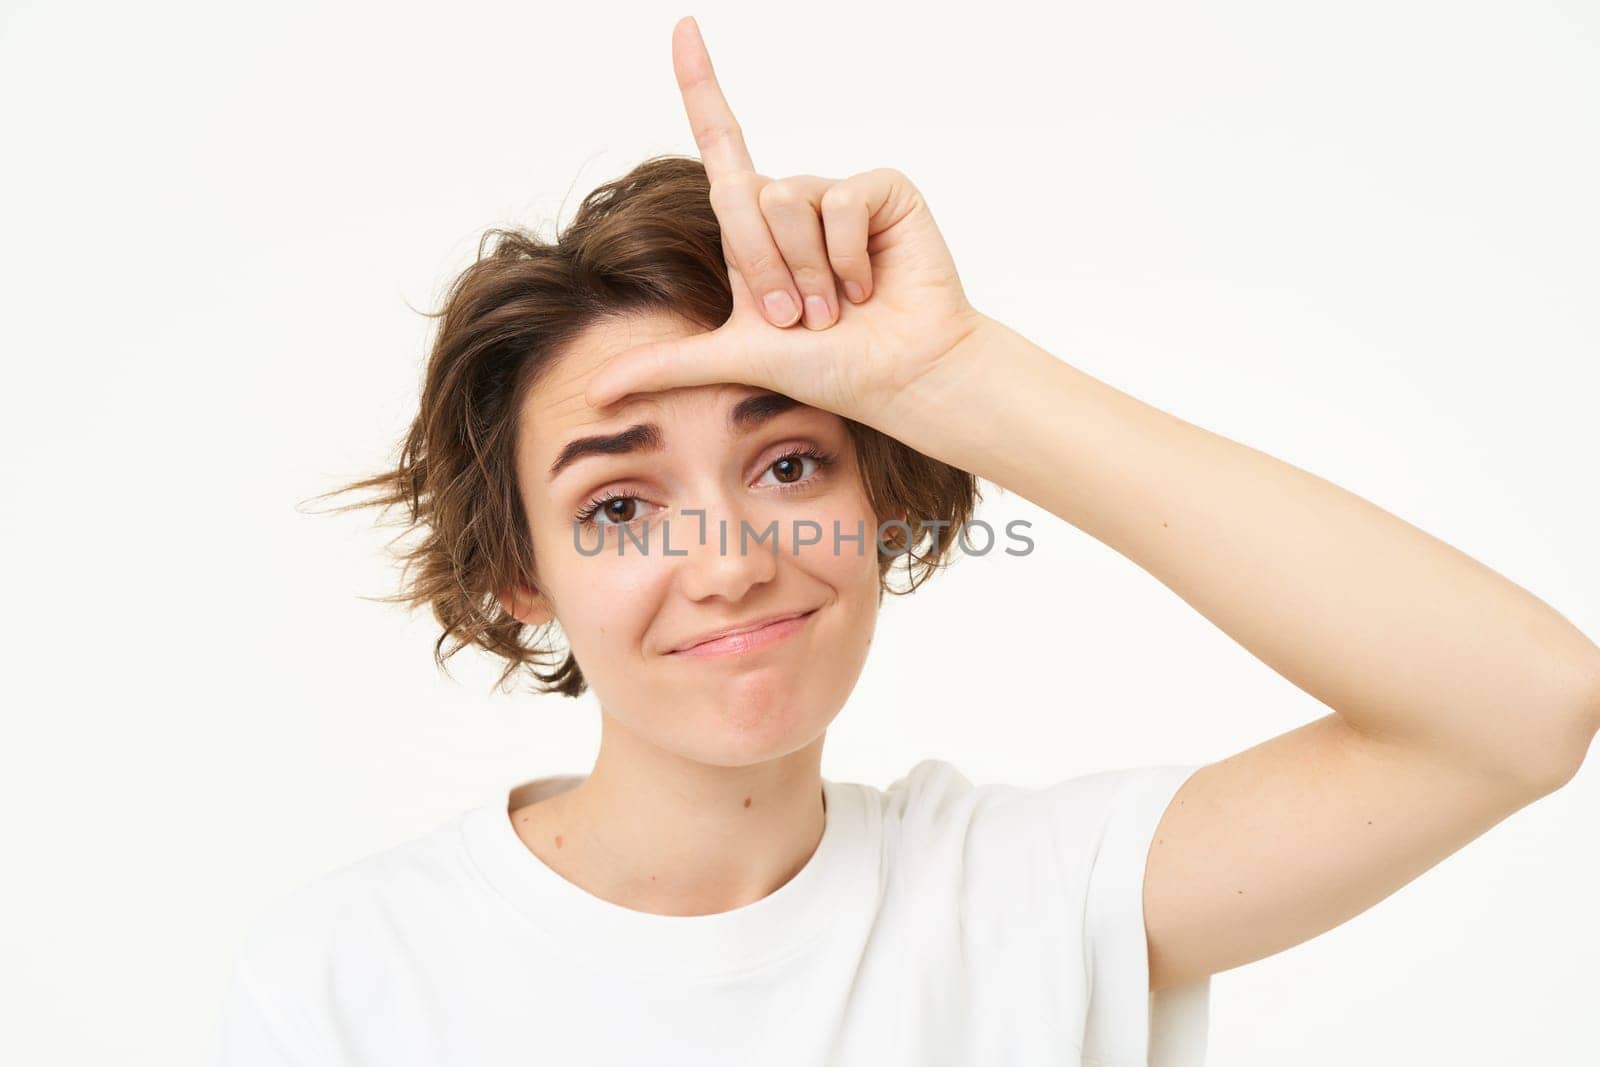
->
[519, 311, 784, 460]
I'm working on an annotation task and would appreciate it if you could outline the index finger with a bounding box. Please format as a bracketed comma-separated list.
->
[671, 16, 756, 181]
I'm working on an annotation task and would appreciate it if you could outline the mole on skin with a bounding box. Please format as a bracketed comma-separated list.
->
[744, 796, 752, 808]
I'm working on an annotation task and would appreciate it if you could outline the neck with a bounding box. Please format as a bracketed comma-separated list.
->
[512, 712, 829, 917]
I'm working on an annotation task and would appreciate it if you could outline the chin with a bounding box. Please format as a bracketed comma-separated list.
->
[638, 668, 838, 769]
[700, 672, 835, 758]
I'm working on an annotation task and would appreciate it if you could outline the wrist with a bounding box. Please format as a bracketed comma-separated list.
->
[873, 312, 1045, 475]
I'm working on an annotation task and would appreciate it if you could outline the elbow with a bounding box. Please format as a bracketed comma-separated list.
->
[1529, 654, 1600, 795]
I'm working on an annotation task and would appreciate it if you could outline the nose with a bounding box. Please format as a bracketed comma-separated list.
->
[671, 495, 780, 603]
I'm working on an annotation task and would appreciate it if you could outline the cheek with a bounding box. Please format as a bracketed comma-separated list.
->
[791, 492, 883, 593]
[530, 535, 666, 661]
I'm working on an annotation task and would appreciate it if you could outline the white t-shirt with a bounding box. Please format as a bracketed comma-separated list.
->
[214, 759, 1210, 1066]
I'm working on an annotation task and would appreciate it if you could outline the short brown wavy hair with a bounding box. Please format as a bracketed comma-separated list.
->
[310, 154, 980, 697]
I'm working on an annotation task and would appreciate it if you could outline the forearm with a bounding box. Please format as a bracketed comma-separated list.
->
[886, 314, 1600, 789]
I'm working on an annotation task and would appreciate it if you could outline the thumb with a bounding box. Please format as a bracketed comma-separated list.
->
[584, 326, 759, 409]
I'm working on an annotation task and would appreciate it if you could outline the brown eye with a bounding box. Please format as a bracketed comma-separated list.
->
[771, 456, 803, 484]
[575, 494, 652, 528]
[755, 448, 836, 491]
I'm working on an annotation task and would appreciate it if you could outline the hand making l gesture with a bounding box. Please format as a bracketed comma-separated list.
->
[584, 16, 990, 432]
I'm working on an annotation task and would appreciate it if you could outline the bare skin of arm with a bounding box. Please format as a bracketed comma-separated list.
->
[887, 315, 1600, 990]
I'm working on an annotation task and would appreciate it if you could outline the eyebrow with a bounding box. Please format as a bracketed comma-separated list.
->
[546, 392, 804, 481]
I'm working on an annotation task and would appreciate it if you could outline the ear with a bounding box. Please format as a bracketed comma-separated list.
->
[497, 582, 554, 628]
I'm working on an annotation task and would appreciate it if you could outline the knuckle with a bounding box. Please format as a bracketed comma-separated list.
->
[694, 120, 744, 154]
[743, 248, 780, 277]
[759, 179, 805, 213]
[791, 263, 835, 287]
[820, 184, 859, 214]
[873, 165, 908, 185]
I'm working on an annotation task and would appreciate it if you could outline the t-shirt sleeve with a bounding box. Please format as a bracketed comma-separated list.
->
[1073, 763, 1210, 1067]
[213, 955, 320, 1066]
[211, 887, 343, 1067]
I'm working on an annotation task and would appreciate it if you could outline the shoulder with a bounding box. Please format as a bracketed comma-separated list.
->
[230, 811, 479, 999]
[869, 757, 1195, 905]
[874, 757, 1205, 946]
[868, 758, 1210, 1062]
[216, 812, 484, 1062]
[878, 756, 1198, 859]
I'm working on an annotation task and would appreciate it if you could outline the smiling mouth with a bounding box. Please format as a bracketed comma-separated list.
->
[668, 609, 818, 658]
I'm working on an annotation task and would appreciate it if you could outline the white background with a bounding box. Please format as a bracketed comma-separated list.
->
[3, 1, 1597, 1062]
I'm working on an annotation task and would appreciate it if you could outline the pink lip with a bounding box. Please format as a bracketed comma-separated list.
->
[669, 610, 817, 658]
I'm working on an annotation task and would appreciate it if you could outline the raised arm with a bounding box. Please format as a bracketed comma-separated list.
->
[583, 17, 1600, 992]
[887, 314, 1600, 989]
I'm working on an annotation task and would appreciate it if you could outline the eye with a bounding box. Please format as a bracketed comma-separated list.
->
[755, 446, 836, 490]
[574, 494, 657, 529]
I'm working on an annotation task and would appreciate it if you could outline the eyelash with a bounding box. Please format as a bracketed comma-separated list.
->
[573, 446, 838, 529]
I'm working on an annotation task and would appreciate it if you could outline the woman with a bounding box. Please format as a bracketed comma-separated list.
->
[215, 16, 1600, 1066]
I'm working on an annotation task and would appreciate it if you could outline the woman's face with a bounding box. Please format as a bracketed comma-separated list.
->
[502, 310, 883, 768]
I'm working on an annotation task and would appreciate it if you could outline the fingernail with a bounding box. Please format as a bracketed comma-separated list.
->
[763, 291, 799, 325]
[803, 295, 831, 330]
[844, 281, 865, 303]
